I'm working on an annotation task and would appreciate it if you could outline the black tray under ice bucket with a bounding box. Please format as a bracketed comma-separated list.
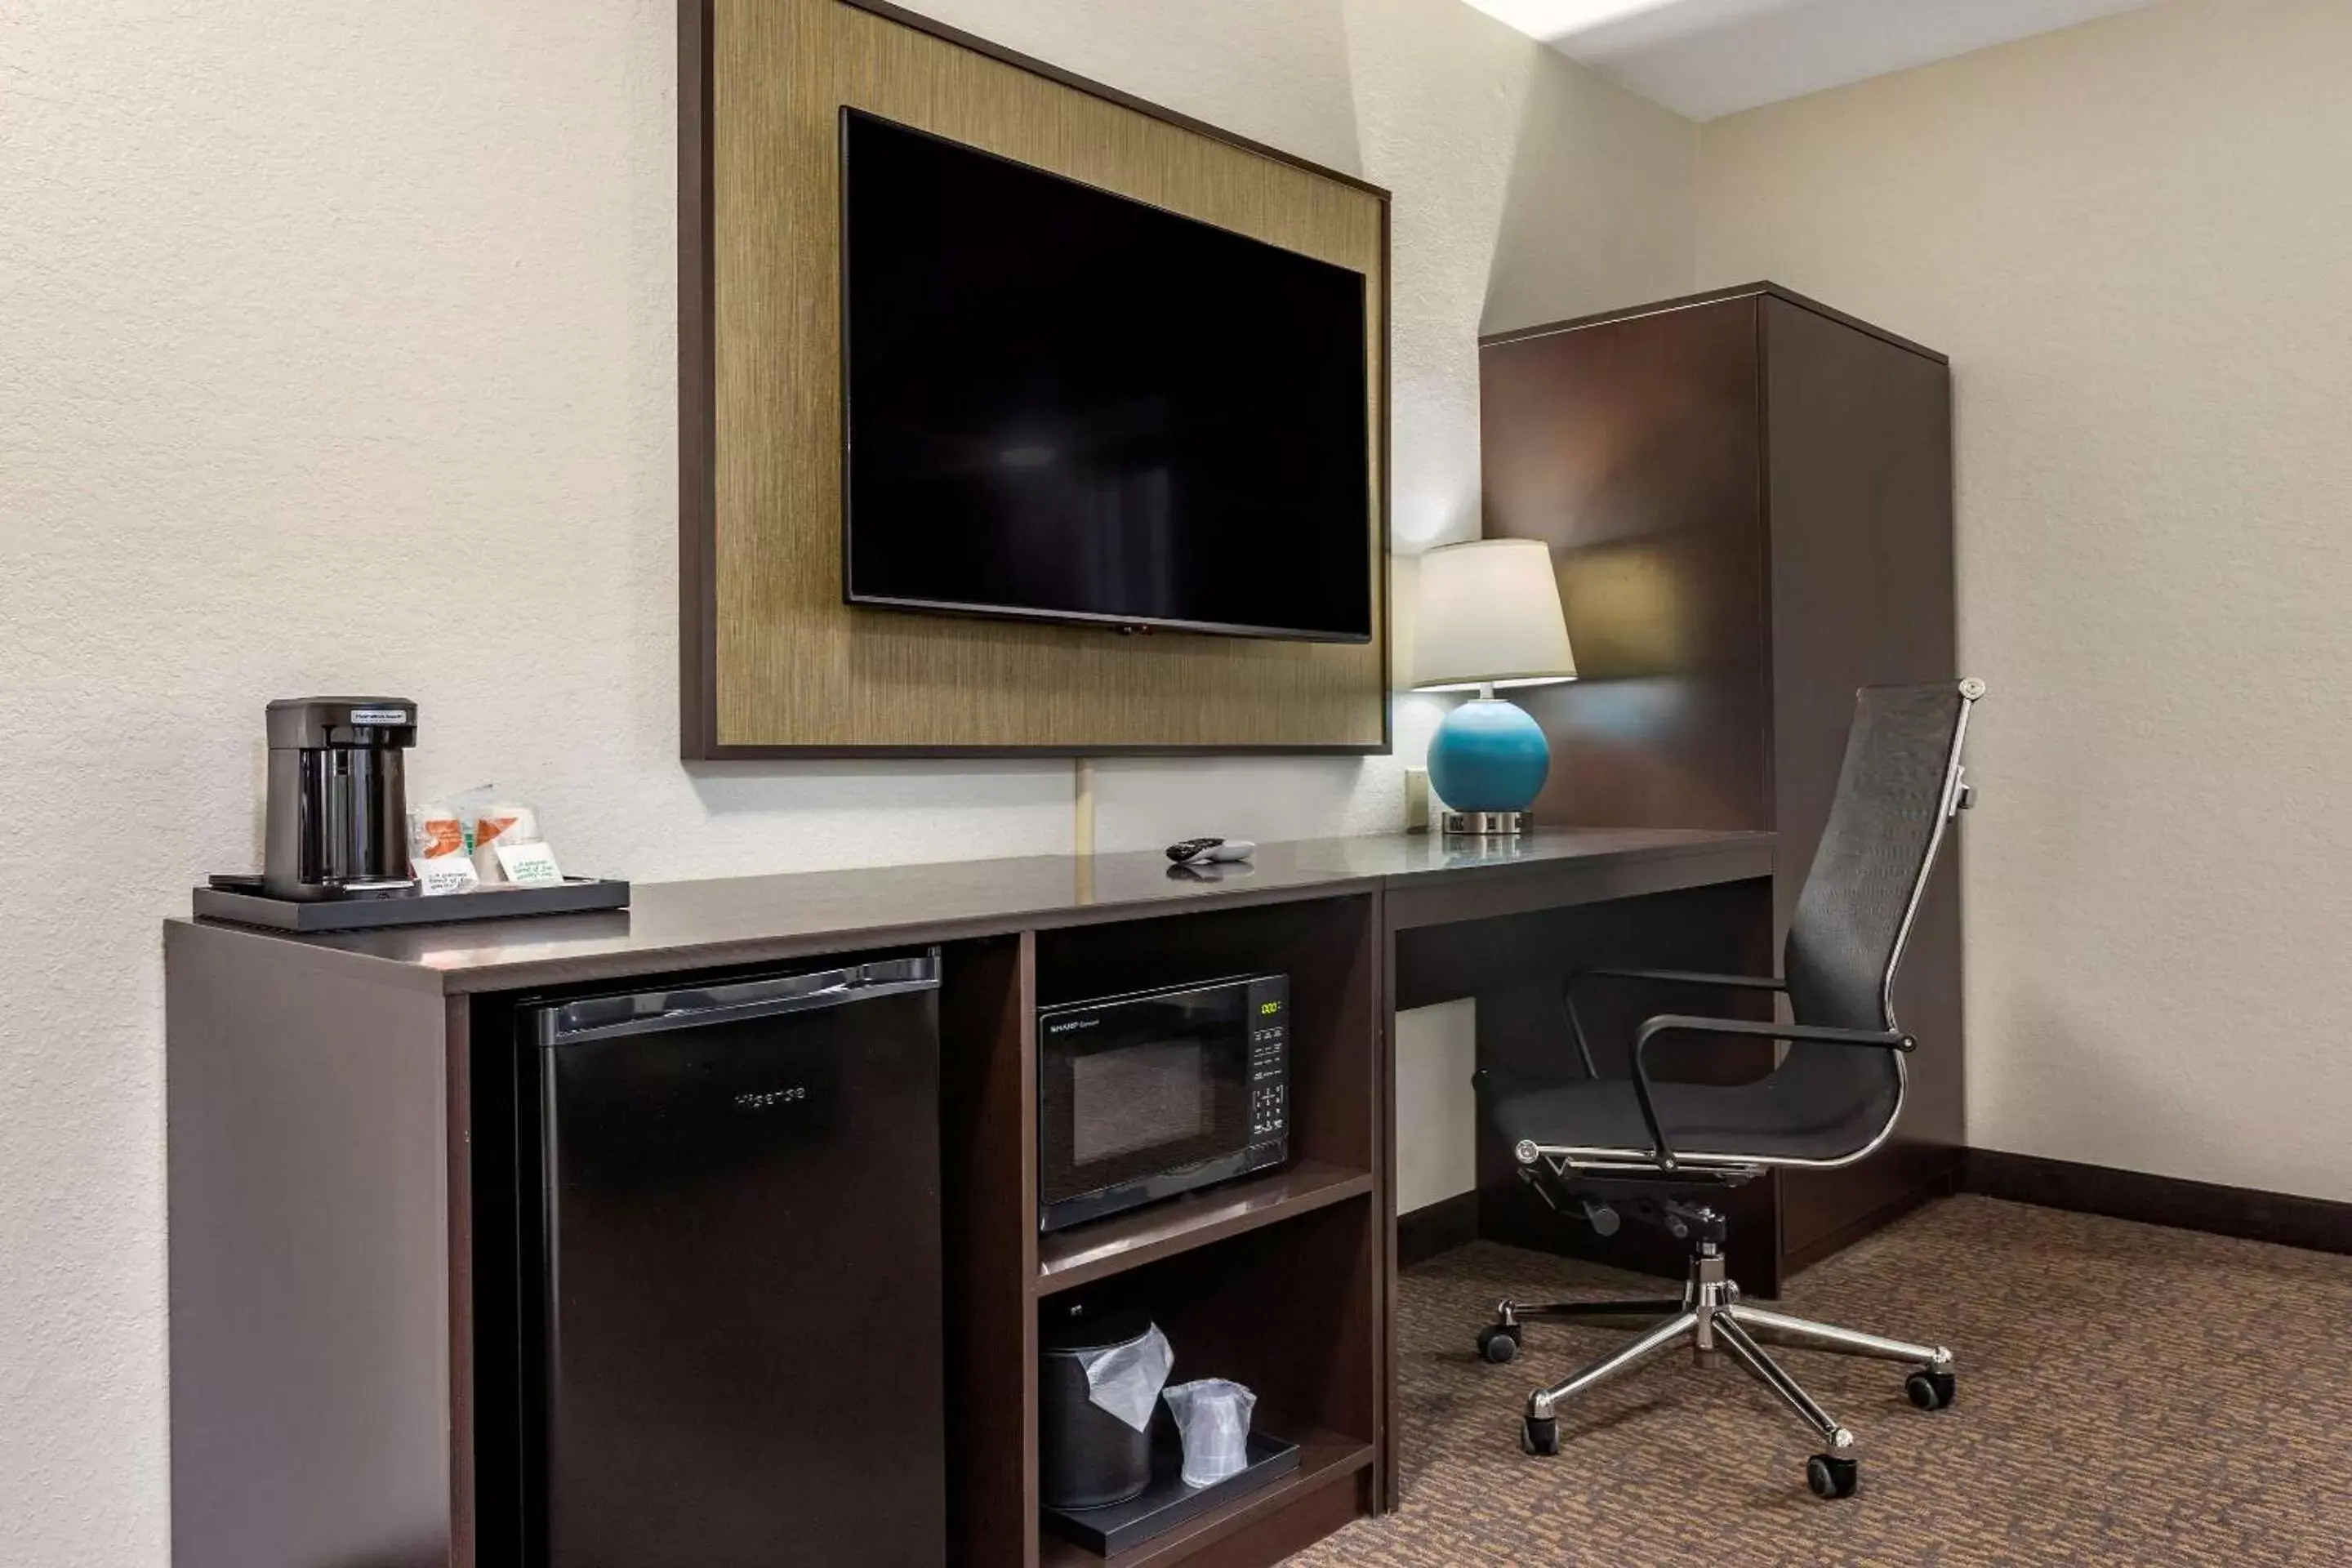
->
[1040, 1429, 1301, 1557]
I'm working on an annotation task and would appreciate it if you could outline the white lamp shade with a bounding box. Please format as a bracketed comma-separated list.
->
[1409, 537, 1577, 692]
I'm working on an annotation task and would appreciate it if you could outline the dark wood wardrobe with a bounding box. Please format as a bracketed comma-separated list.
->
[1478, 281, 1962, 1281]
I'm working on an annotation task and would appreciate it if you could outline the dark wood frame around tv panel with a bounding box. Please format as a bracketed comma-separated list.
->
[678, 0, 1393, 758]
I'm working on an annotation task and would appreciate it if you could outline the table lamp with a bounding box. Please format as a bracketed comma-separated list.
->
[1410, 537, 1577, 835]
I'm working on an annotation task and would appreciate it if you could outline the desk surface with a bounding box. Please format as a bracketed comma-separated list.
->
[172, 826, 1775, 995]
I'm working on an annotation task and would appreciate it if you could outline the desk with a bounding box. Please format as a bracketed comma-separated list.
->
[166, 827, 1772, 1568]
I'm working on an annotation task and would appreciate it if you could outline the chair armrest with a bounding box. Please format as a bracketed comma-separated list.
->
[1638, 1016, 1914, 1051]
[1625, 1015, 1913, 1170]
[1558, 969, 1787, 1080]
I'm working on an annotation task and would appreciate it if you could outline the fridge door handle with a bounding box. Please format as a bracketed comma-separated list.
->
[540, 952, 940, 1045]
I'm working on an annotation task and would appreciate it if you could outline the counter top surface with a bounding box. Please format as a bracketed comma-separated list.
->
[171, 827, 1774, 995]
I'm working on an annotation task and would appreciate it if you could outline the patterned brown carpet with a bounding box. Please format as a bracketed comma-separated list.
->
[1290, 1196, 2352, 1566]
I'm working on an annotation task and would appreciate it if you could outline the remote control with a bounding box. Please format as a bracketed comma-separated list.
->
[1166, 838, 1256, 865]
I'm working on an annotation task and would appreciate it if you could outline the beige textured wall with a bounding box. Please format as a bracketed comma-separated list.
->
[0, 2, 1690, 1559]
[1698, 0, 2352, 1201]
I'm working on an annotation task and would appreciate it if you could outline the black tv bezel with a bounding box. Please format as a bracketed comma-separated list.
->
[835, 105, 1375, 646]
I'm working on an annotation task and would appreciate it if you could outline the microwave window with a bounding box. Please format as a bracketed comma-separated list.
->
[1071, 1040, 1209, 1165]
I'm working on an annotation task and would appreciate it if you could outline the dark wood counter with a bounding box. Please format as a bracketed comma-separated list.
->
[165, 826, 1776, 1568]
[169, 826, 1776, 996]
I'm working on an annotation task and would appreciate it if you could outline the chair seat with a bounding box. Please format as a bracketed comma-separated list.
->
[1481, 1068, 1894, 1167]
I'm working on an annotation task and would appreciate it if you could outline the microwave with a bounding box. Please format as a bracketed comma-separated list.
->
[1037, 974, 1290, 1233]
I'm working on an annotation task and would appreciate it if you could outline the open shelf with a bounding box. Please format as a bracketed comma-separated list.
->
[1035, 1198, 1377, 1567]
[1011, 895, 1383, 1568]
[1034, 895, 1380, 1180]
[1038, 1161, 1373, 1296]
[1038, 1428, 1374, 1568]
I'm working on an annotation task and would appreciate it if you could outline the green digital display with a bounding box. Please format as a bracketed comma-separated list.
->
[1259, 1000, 1281, 1016]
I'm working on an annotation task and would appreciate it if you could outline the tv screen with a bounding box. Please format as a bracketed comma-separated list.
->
[840, 109, 1374, 643]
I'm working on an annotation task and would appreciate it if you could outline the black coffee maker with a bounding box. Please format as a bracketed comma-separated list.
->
[263, 697, 419, 901]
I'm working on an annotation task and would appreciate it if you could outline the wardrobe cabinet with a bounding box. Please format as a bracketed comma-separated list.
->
[1479, 282, 1962, 1277]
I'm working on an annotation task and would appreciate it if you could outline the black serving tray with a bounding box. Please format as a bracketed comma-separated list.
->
[194, 874, 630, 933]
[1041, 1430, 1300, 1557]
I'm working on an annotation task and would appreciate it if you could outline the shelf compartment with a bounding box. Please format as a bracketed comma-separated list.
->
[1033, 894, 1379, 1174]
[1036, 1197, 1379, 1563]
[1038, 1161, 1372, 1296]
[1037, 1428, 1373, 1568]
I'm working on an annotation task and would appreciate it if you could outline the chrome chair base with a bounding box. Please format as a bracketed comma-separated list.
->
[1481, 1239, 1955, 1498]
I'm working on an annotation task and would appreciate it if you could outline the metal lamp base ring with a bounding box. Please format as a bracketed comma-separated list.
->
[1440, 809, 1529, 836]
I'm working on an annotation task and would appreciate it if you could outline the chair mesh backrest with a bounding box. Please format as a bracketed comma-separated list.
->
[1784, 683, 1970, 1036]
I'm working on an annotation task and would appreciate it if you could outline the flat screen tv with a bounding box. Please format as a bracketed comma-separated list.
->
[840, 109, 1374, 643]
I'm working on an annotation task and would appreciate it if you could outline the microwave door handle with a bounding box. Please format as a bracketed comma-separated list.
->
[541, 956, 941, 1045]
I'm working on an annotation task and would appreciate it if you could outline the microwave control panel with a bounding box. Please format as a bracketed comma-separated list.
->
[1246, 976, 1290, 1147]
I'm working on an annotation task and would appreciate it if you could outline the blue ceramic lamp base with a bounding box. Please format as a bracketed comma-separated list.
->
[1425, 695, 1549, 833]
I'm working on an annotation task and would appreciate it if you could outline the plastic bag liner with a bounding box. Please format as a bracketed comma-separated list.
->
[1161, 1379, 1256, 1488]
[1080, 1323, 1174, 1433]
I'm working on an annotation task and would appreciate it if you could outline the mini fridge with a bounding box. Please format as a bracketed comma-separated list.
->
[519, 952, 946, 1567]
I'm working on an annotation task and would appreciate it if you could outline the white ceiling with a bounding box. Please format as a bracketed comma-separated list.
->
[1460, 0, 2160, 120]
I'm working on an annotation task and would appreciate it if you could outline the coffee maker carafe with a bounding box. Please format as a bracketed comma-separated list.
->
[263, 697, 418, 901]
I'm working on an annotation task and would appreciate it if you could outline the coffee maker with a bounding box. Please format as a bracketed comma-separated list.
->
[263, 697, 419, 901]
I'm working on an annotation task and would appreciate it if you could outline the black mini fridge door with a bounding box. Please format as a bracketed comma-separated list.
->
[527, 954, 945, 1568]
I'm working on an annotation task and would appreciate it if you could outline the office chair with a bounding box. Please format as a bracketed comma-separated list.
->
[1471, 679, 1984, 1499]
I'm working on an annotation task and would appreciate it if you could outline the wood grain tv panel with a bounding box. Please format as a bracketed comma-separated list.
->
[681, 0, 1393, 756]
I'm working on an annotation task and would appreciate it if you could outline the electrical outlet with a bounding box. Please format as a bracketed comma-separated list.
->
[1404, 767, 1431, 833]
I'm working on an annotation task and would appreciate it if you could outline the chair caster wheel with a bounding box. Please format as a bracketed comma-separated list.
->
[1477, 1325, 1521, 1365]
[1905, 1370, 1957, 1410]
[1806, 1453, 1860, 1499]
[1520, 1414, 1560, 1455]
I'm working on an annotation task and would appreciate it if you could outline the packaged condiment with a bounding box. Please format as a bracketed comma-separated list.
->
[408, 802, 464, 862]
[468, 801, 539, 884]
